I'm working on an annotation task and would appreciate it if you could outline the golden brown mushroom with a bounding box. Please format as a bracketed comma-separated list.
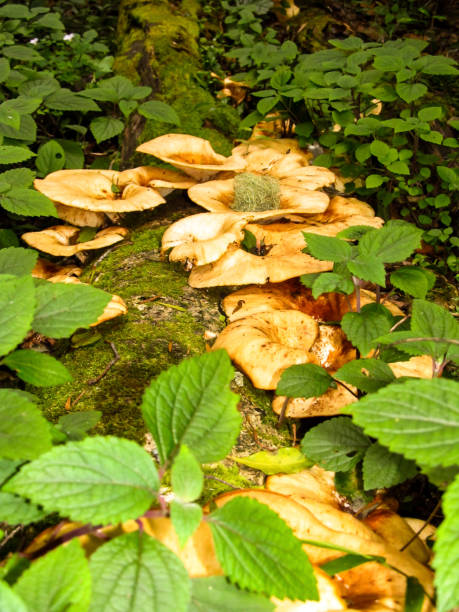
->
[117, 166, 196, 196]
[22, 225, 128, 256]
[136, 134, 247, 180]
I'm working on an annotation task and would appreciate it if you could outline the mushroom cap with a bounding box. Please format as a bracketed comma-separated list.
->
[31, 258, 82, 280]
[213, 310, 320, 389]
[136, 134, 247, 180]
[22, 225, 128, 256]
[272, 385, 358, 418]
[162, 212, 249, 267]
[117, 166, 196, 195]
[34, 169, 165, 212]
[233, 138, 312, 160]
[54, 203, 106, 228]
[188, 177, 330, 215]
[189, 244, 333, 288]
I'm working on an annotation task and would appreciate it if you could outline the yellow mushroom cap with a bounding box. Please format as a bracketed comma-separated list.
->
[22, 225, 128, 256]
[136, 134, 247, 180]
[117, 166, 196, 195]
[54, 203, 106, 228]
[34, 169, 165, 212]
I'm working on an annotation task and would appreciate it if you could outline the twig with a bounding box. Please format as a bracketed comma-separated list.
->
[155, 301, 187, 312]
[334, 379, 359, 399]
[26, 523, 103, 560]
[277, 397, 290, 428]
[87, 341, 120, 385]
[204, 475, 239, 490]
[71, 389, 87, 408]
[389, 315, 410, 333]
[400, 498, 442, 552]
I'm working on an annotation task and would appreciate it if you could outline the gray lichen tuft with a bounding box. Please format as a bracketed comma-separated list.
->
[232, 172, 281, 212]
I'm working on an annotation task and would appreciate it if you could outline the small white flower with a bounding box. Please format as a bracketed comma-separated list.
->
[29, 38, 39, 45]
[63, 33, 75, 41]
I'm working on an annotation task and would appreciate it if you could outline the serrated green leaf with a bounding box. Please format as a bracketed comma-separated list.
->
[5, 436, 159, 524]
[0, 58, 10, 83]
[0, 458, 22, 485]
[119, 100, 137, 118]
[341, 304, 392, 355]
[89, 531, 191, 612]
[171, 444, 203, 502]
[14, 539, 91, 612]
[3, 45, 43, 62]
[2, 188, 57, 217]
[390, 267, 433, 298]
[0, 107, 20, 131]
[0, 581, 28, 612]
[55, 139, 84, 169]
[418, 107, 442, 122]
[336, 225, 375, 241]
[170, 500, 203, 548]
[347, 255, 386, 286]
[3, 349, 72, 386]
[0, 492, 46, 525]
[301, 417, 371, 472]
[335, 358, 395, 393]
[232, 447, 312, 475]
[141, 351, 241, 465]
[138, 100, 181, 125]
[276, 363, 334, 398]
[344, 378, 459, 467]
[311, 272, 354, 298]
[36, 140, 65, 175]
[45, 90, 100, 112]
[396, 83, 427, 103]
[411, 299, 459, 362]
[0, 146, 35, 164]
[209, 497, 318, 601]
[32, 282, 111, 338]
[0, 168, 35, 188]
[0, 275, 35, 356]
[190, 577, 275, 612]
[0, 247, 37, 276]
[0, 229, 19, 248]
[433, 475, 459, 612]
[2, 96, 41, 115]
[303, 233, 351, 262]
[35, 12, 64, 29]
[362, 443, 418, 490]
[0, 390, 51, 461]
[359, 220, 423, 263]
[57, 411, 102, 441]
[373, 55, 404, 71]
[90, 117, 124, 144]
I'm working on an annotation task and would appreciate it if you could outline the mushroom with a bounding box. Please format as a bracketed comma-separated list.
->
[54, 203, 107, 228]
[34, 169, 166, 214]
[22, 225, 128, 256]
[136, 134, 247, 180]
[31, 258, 82, 280]
[117, 166, 196, 196]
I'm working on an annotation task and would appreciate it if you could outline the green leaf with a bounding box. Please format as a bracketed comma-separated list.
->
[170, 500, 203, 548]
[0, 458, 22, 485]
[321, 553, 379, 576]
[0, 581, 28, 612]
[119, 100, 137, 118]
[373, 55, 404, 71]
[256, 96, 280, 115]
[311, 272, 354, 298]
[344, 378, 459, 467]
[89, 531, 191, 612]
[419, 130, 443, 145]
[36, 140, 65, 175]
[341, 304, 392, 355]
[2, 188, 57, 217]
[0, 275, 35, 357]
[337, 225, 375, 241]
[45, 90, 100, 112]
[0, 4, 32, 18]
[0, 58, 11, 83]
[301, 417, 370, 472]
[5, 436, 159, 524]
[0, 113, 36, 141]
[276, 363, 334, 398]
[355, 143, 371, 163]
[209, 497, 318, 601]
[35, 12, 65, 29]
[359, 220, 423, 263]
[0, 388, 51, 460]
[141, 350, 241, 465]
[90, 117, 124, 144]
[0, 492, 46, 525]
[56, 139, 84, 169]
[57, 411, 102, 441]
[335, 358, 395, 393]
[189, 577, 274, 612]
[390, 267, 433, 298]
[232, 447, 312, 475]
[32, 282, 111, 338]
[302, 233, 351, 262]
[396, 83, 427, 104]
[0, 107, 20, 131]
[0, 146, 34, 164]
[387, 160, 410, 175]
[14, 539, 91, 612]
[433, 475, 459, 612]
[3, 349, 72, 386]
[405, 576, 425, 612]
[0, 168, 35, 188]
[0, 247, 37, 276]
[362, 443, 418, 490]
[437, 166, 459, 188]
[370, 139, 390, 159]
[0, 229, 19, 248]
[365, 174, 384, 188]
[3, 45, 43, 62]
[138, 100, 181, 125]
[347, 255, 386, 287]
[418, 106, 442, 122]
[171, 444, 203, 502]
[411, 299, 459, 363]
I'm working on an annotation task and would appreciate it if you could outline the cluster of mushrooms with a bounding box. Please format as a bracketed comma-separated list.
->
[26, 132, 431, 409]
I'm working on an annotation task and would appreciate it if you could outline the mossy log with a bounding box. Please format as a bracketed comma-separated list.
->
[114, 0, 240, 164]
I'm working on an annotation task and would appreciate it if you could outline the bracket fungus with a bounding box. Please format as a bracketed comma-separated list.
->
[136, 134, 247, 180]
[22, 225, 128, 257]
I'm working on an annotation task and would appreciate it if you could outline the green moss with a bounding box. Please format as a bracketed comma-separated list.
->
[201, 462, 254, 502]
